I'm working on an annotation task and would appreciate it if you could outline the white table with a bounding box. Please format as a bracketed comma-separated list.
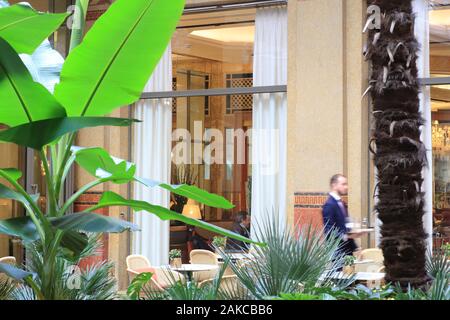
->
[320, 271, 385, 282]
[348, 228, 375, 234]
[216, 252, 253, 261]
[351, 272, 385, 282]
[169, 264, 219, 282]
[353, 259, 374, 265]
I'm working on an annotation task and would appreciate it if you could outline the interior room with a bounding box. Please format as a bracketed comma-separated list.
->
[429, 2, 450, 247]
[167, 8, 255, 259]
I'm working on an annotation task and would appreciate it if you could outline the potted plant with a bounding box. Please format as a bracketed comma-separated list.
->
[212, 236, 227, 254]
[343, 256, 356, 275]
[169, 249, 182, 268]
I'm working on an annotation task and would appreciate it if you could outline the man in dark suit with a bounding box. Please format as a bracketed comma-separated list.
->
[226, 211, 251, 251]
[322, 174, 360, 257]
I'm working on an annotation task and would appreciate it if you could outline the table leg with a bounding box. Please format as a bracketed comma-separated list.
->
[185, 271, 194, 288]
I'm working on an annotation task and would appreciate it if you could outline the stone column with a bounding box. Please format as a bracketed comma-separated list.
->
[286, 0, 370, 246]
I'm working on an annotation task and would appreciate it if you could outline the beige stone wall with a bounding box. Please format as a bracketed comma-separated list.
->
[287, 0, 371, 246]
[75, 107, 131, 289]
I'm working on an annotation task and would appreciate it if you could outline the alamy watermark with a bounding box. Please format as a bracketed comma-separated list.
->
[364, 5, 381, 32]
[170, 121, 282, 176]
[65, 265, 81, 290]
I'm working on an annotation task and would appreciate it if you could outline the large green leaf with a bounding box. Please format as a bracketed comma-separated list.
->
[0, 168, 22, 182]
[127, 272, 153, 300]
[0, 117, 139, 149]
[51, 212, 140, 233]
[0, 262, 33, 281]
[0, 215, 88, 256]
[0, 182, 24, 201]
[74, 147, 136, 184]
[54, 0, 184, 116]
[59, 230, 89, 261]
[0, 37, 66, 127]
[0, 170, 33, 207]
[73, 147, 234, 209]
[0, 216, 38, 241]
[97, 191, 260, 245]
[136, 177, 234, 210]
[0, 3, 69, 54]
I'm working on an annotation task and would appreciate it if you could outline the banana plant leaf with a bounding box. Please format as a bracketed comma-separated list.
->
[50, 212, 139, 233]
[59, 230, 89, 261]
[0, 262, 33, 281]
[0, 3, 69, 54]
[0, 117, 139, 149]
[0, 37, 66, 127]
[0, 181, 39, 203]
[0, 214, 127, 256]
[54, 0, 184, 116]
[136, 177, 234, 210]
[96, 191, 261, 245]
[0, 168, 22, 182]
[72, 147, 234, 209]
[0, 216, 38, 241]
[0, 216, 88, 256]
[74, 147, 136, 184]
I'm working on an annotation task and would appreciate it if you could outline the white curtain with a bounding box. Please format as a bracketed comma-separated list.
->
[251, 7, 287, 239]
[413, 0, 433, 251]
[132, 46, 172, 266]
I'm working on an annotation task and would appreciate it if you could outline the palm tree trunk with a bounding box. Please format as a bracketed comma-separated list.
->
[365, 0, 430, 288]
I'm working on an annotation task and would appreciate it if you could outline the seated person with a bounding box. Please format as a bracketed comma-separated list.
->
[226, 211, 251, 252]
[189, 227, 212, 251]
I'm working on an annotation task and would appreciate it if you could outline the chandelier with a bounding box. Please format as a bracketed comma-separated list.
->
[432, 120, 450, 156]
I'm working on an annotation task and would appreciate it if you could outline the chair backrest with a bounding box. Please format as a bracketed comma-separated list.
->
[126, 254, 151, 270]
[199, 275, 247, 298]
[190, 249, 218, 265]
[360, 248, 384, 263]
[0, 256, 16, 265]
[152, 267, 185, 287]
[127, 268, 139, 282]
[377, 266, 386, 273]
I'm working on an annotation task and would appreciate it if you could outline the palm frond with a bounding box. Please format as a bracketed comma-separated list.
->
[426, 248, 450, 279]
[218, 212, 352, 299]
[13, 241, 118, 300]
[0, 279, 15, 300]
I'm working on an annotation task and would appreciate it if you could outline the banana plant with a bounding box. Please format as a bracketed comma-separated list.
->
[0, 1, 260, 300]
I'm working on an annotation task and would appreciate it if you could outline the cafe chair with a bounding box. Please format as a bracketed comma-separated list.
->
[0, 256, 16, 265]
[355, 248, 384, 273]
[189, 249, 219, 282]
[152, 266, 185, 288]
[126, 254, 151, 271]
[199, 275, 248, 299]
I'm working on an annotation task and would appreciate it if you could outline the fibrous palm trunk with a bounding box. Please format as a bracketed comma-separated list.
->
[365, 0, 429, 288]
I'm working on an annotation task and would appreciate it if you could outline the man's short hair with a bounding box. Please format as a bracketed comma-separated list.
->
[330, 174, 345, 186]
[234, 211, 248, 223]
